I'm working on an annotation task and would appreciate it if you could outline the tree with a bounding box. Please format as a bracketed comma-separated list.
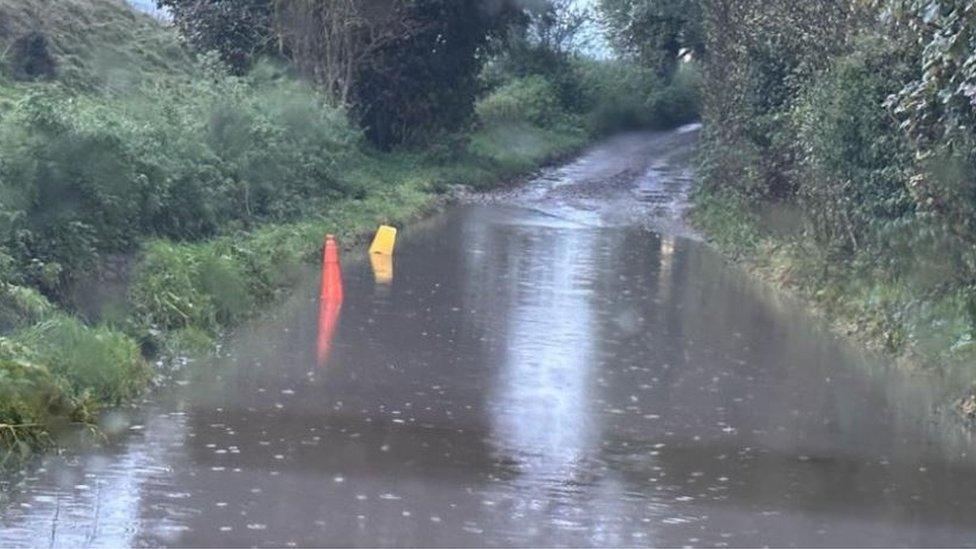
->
[157, 0, 275, 73]
[271, 0, 417, 105]
[353, 0, 521, 146]
[599, 0, 703, 77]
[523, 0, 593, 55]
[161, 0, 527, 146]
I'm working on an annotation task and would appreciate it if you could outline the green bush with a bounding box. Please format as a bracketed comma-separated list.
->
[475, 75, 570, 129]
[792, 38, 915, 256]
[647, 62, 702, 128]
[15, 316, 149, 404]
[0, 284, 54, 332]
[128, 240, 253, 336]
[0, 59, 361, 296]
[577, 59, 700, 135]
[0, 312, 148, 461]
[0, 355, 78, 457]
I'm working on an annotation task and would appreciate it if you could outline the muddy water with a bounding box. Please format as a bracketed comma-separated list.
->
[3, 127, 976, 547]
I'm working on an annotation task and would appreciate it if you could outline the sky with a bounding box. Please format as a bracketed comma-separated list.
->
[127, 0, 167, 18]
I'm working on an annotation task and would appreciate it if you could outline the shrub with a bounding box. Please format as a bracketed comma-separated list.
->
[646, 62, 701, 128]
[475, 75, 569, 129]
[0, 355, 78, 456]
[576, 58, 700, 135]
[0, 312, 148, 460]
[0, 284, 55, 332]
[15, 316, 150, 404]
[792, 38, 915, 256]
[128, 241, 243, 335]
[0, 316, 147, 430]
[0, 59, 361, 296]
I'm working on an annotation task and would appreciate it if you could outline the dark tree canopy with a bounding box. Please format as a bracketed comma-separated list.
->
[353, 0, 522, 146]
[159, 0, 525, 147]
[599, 0, 703, 77]
[157, 0, 275, 73]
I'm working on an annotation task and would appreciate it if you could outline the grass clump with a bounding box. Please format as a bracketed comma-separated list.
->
[129, 241, 252, 336]
[15, 316, 149, 404]
[128, 177, 438, 350]
[0, 310, 148, 465]
[467, 123, 586, 176]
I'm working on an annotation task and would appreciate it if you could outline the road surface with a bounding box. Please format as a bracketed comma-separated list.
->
[3, 126, 976, 547]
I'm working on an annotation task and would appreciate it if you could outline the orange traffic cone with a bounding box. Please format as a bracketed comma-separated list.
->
[320, 234, 343, 302]
[317, 234, 343, 365]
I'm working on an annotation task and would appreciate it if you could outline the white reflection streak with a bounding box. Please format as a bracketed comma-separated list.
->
[658, 234, 675, 298]
[493, 227, 596, 472]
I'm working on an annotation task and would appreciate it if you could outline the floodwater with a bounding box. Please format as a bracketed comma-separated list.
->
[3, 126, 976, 547]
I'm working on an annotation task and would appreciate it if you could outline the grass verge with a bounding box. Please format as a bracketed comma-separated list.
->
[691, 192, 976, 415]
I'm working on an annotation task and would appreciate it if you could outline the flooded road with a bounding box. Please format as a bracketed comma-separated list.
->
[4, 126, 976, 547]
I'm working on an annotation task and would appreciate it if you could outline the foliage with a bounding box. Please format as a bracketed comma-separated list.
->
[599, 0, 704, 77]
[479, 0, 702, 139]
[0, 59, 360, 297]
[519, 0, 594, 55]
[475, 75, 569, 128]
[156, 0, 275, 73]
[879, 0, 976, 148]
[647, 60, 702, 126]
[0, 283, 54, 332]
[0, 311, 149, 461]
[573, 58, 700, 134]
[468, 123, 586, 174]
[271, 0, 415, 105]
[792, 37, 916, 256]
[879, 0, 976, 324]
[678, 0, 976, 379]
[15, 316, 149, 404]
[0, 0, 191, 91]
[696, 0, 868, 199]
[129, 241, 251, 335]
[352, 0, 520, 146]
[162, 0, 525, 146]
[0, 355, 79, 459]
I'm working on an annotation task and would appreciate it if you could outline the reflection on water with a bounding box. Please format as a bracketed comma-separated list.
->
[3, 141, 976, 545]
[370, 253, 393, 285]
[488, 225, 602, 535]
[491, 225, 597, 465]
[316, 239, 343, 367]
[316, 295, 342, 367]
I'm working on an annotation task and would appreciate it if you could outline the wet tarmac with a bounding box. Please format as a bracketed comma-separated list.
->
[3, 126, 976, 547]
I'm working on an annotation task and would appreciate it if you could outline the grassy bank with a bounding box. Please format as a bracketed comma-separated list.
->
[691, 193, 976, 411]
